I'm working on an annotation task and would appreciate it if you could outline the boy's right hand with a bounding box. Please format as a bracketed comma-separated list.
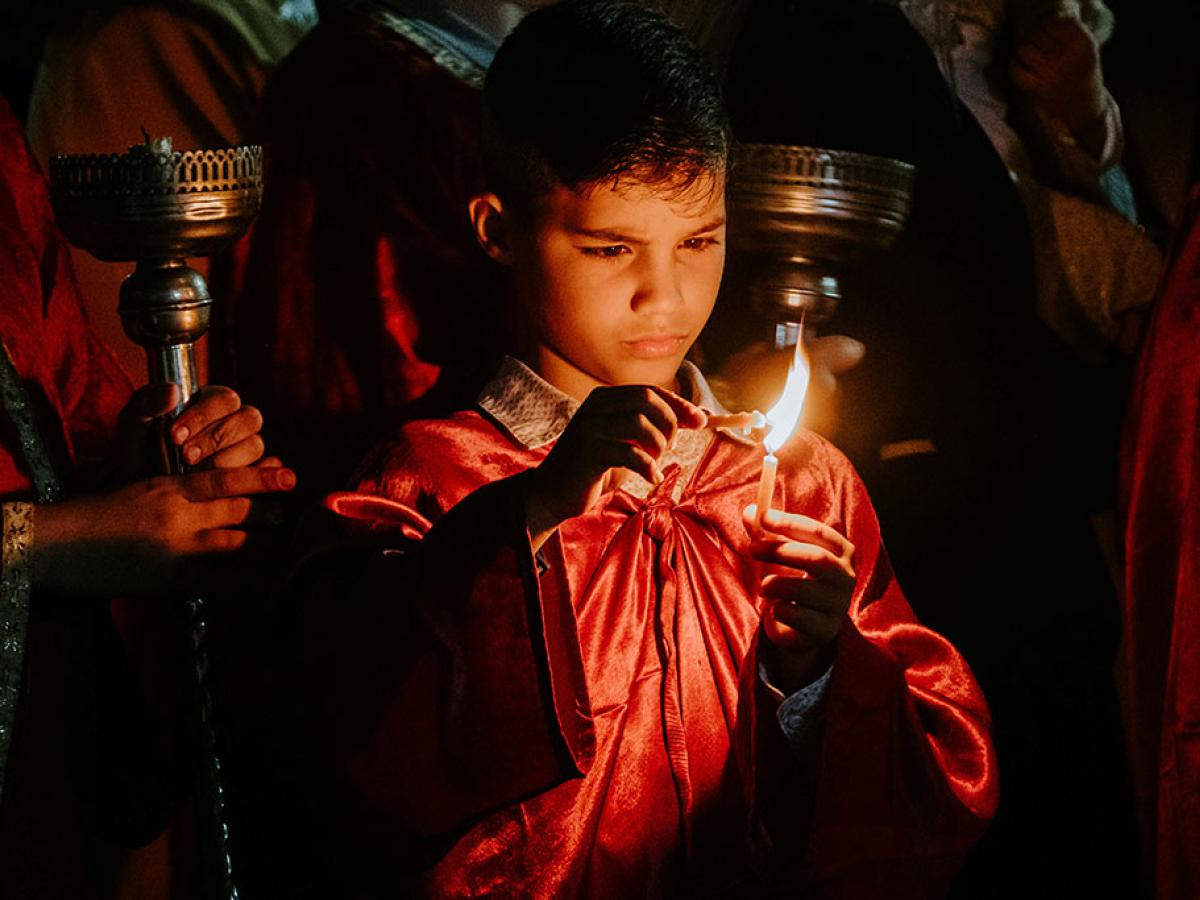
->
[33, 464, 296, 597]
[522, 385, 706, 548]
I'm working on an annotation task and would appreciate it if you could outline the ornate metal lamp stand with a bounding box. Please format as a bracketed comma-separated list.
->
[50, 139, 262, 900]
[730, 144, 916, 348]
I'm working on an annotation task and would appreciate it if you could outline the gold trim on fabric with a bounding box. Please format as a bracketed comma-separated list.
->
[0, 501, 33, 795]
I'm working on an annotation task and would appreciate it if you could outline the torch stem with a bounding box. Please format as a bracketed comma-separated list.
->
[146, 339, 239, 900]
[149, 343, 199, 474]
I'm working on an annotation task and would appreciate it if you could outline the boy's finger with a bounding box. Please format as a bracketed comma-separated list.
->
[604, 414, 669, 459]
[744, 507, 853, 559]
[613, 443, 662, 486]
[171, 385, 242, 445]
[181, 405, 264, 464]
[749, 538, 855, 582]
[632, 389, 681, 447]
[180, 465, 297, 501]
[256, 456, 284, 469]
[647, 385, 707, 430]
[601, 386, 680, 448]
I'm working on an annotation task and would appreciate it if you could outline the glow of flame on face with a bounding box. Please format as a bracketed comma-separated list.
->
[763, 333, 811, 455]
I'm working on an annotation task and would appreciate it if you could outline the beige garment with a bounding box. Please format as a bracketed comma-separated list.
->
[28, 4, 306, 382]
[1025, 185, 1162, 350]
[901, 0, 1158, 350]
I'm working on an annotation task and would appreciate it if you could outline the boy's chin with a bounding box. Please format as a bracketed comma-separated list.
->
[608, 355, 686, 390]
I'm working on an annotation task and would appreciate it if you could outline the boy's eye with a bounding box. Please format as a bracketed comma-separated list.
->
[581, 245, 630, 259]
[680, 237, 719, 252]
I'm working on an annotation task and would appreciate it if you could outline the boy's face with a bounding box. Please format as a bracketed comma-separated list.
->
[508, 173, 726, 399]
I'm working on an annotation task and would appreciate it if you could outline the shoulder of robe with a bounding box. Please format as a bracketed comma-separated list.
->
[352, 410, 509, 499]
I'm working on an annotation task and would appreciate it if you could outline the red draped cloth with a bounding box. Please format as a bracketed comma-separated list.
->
[1120, 185, 1200, 900]
[216, 10, 507, 495]
[0, 95, 135, 899]
[0, 97, 130, 488]
[298, 410, 998, 898]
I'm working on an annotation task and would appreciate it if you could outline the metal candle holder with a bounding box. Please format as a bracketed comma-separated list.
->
[50, 139, 262, 900]
[730, 144, 915, 347]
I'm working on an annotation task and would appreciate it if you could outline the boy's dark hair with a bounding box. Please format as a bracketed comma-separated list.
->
[483, 0, 730, 207]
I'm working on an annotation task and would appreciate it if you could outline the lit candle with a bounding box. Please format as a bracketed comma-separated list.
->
[754, 329, 811, 531]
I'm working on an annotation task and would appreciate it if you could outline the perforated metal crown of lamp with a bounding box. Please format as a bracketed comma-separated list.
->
[730, 144, 916, 348]
[51, 138, 263, 900]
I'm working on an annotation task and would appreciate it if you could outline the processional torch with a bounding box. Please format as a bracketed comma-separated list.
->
[726, 145, 916, 524]
[50, 138, 262, 900]
[729, 144, 916, 349]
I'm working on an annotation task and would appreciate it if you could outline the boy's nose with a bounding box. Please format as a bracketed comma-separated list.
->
[631, 257, 684, 313]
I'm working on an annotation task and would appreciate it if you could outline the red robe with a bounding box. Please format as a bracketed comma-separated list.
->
[0, 97, 131, 487]
[300, 406, 998, 898]
[0, 94, 138, 899]
[1120, 184, 1200, 900]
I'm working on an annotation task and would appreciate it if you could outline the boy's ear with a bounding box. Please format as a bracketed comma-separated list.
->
[469, 193, 515, 265]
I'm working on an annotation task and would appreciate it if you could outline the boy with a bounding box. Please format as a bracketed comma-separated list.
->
[302, 2, 997, 895]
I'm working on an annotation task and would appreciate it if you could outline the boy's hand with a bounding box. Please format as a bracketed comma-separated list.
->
[523, 385, 706, 548]
[743, 506, 856, 692]
[34, 464, 296, 597]
[119, 384, 266, 479]
[1009, 15, 1106, 132]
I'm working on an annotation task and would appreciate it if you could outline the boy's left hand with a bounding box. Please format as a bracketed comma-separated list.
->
[119, 384, 266, 478]
[743, 505, 856, 693]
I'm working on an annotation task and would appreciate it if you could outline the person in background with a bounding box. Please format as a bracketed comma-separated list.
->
[0, 94, 295, 900]
[214, 1, 543, 504]
[902, 0, 1161, 352]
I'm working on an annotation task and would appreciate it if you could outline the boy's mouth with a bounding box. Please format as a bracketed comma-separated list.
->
[622, 334, 688, 358]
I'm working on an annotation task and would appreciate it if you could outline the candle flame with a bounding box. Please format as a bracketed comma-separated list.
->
[763, 331, 811, 455]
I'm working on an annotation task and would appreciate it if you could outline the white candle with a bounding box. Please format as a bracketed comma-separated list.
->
[755, 452, 778, 530]
[753, 330, 811, 533]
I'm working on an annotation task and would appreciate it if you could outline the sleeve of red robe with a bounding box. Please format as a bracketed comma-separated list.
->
[0, 94, 131, 488]
[747, 437, 997, 898]
[1119, 183, 1200, 900]
[326, 473, 595, 836]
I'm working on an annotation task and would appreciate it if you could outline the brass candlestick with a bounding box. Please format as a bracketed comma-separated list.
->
[51, 139, 262, 900]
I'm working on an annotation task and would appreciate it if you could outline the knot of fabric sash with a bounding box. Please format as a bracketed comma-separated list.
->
[641, 464, 684, 544]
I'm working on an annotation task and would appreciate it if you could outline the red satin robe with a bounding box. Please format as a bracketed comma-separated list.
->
[0, 97, 131, 489]
[0, 94, 136, 899]
[1120, 184, 1200, 900]
[305, 406, 998, 898]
